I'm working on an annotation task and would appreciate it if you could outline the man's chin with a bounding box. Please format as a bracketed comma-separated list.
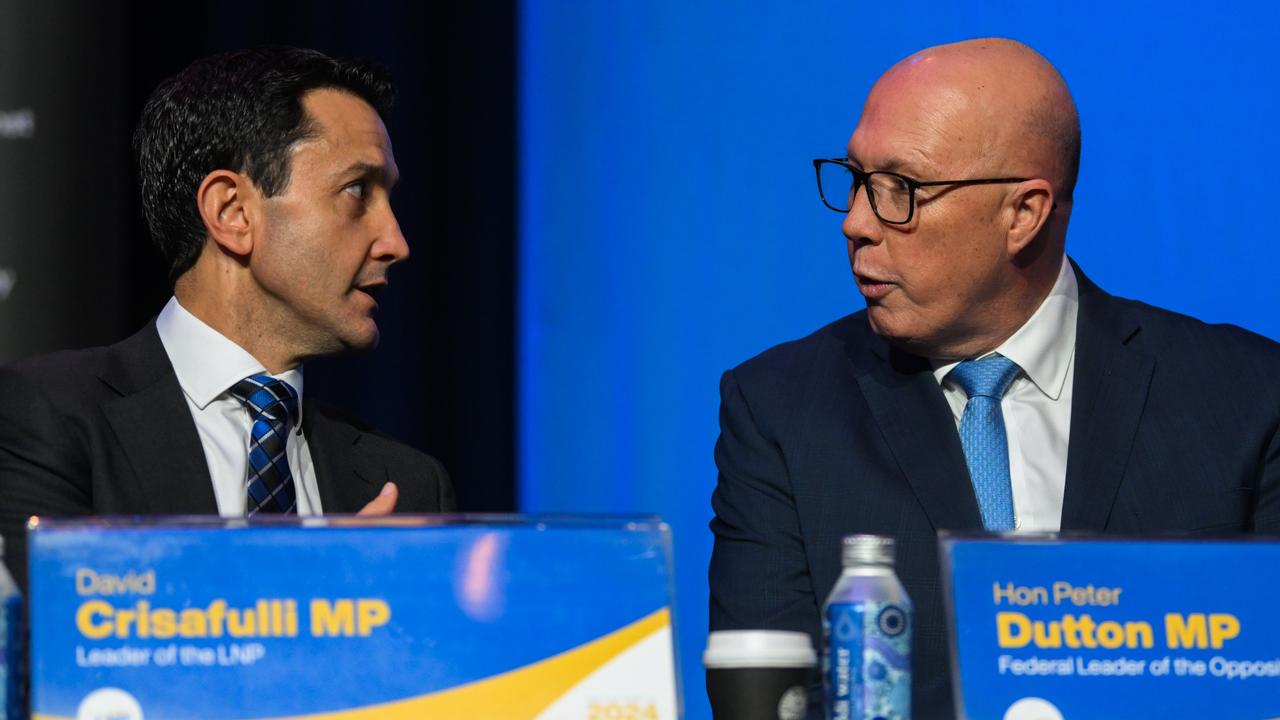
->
[313, 318, 380, 357]
[341, 325, 380, 353]
[865, 310, 934, 357]
[865, 307, 903, 343]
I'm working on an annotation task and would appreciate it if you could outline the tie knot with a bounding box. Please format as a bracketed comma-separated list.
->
[949, 355, 1021, 400]
[228, 374, 299, 430]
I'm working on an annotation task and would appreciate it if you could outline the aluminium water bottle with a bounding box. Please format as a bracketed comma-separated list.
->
[822, 535, 912, 720]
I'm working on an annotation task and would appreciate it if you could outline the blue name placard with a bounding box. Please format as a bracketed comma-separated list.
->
[28, 516, 679, 720]
[941, 536, 1280, 720]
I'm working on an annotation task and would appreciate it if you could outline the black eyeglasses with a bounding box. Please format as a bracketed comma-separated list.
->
[812, 158, 1029, 224]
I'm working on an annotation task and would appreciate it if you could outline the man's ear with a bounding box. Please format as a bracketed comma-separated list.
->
[1006, 179, 1055, 256]
[196, 170, 256, 256]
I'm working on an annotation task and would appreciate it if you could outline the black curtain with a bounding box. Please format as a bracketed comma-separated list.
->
[3, 0, 515, 511]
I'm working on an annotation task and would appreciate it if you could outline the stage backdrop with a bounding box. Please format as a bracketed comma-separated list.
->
[518, 3, 1280, 718]
[0, 2, 131, 362]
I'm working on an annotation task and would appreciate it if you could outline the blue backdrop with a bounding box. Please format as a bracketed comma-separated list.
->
[518, 4, 1280, 717]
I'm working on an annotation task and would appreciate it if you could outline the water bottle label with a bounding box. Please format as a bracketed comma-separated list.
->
[826, 601, 911, 720]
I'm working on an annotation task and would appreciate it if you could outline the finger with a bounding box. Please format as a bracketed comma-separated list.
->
[356, 482, 398, 516]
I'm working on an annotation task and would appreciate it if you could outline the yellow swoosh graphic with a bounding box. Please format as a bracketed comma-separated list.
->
[287, 606, 671, 720]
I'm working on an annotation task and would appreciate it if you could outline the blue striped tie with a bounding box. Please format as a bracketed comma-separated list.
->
[948, 355, 1021, 531]
[228, 374, 299, 515]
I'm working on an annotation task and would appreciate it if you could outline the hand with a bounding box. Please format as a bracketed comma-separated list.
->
[357, 482, 398, 516]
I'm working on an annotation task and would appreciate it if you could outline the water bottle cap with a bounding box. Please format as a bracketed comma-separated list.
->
[702, 630, 817, 668]
[842, 534, 894, 567]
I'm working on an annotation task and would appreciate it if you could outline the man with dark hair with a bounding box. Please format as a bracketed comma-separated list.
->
[709, 38, 1280, 719]
[0, 46, 453, 589]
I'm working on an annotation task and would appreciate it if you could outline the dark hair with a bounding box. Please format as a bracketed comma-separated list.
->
[133, 46, 394, 283]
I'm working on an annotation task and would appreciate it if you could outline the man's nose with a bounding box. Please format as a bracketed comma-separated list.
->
[373, 208, 410, 263]
[841, 182, 882, 245]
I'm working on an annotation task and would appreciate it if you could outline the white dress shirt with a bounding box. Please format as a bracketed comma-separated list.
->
[155, 297, 323, 516]
[933, 258, 1078, 532]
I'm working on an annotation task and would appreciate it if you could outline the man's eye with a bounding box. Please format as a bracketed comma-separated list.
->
[344, 181, 367, 200]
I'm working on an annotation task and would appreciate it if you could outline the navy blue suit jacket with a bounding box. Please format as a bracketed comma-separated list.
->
[709, 265, 1280, 719]
[0, 322, 454, 592]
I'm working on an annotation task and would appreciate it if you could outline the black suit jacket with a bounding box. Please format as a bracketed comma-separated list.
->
[0, 322, 454, 591]
[709, 266, 1280, 719]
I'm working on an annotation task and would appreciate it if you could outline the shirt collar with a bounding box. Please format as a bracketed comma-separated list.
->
[155, 297, 305, 417]
[932, 256, 1079, 400]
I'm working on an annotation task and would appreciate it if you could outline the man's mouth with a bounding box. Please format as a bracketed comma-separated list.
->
[854, 272, 895, 300]
[354, 282, 387, 308]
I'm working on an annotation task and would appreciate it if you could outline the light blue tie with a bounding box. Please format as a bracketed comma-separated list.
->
[949, 355, 1021, 531]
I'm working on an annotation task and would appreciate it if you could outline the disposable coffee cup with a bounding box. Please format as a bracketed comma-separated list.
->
[704, 630, 816, 720]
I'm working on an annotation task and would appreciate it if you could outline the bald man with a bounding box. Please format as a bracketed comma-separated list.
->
[709, 39, 1280, 719]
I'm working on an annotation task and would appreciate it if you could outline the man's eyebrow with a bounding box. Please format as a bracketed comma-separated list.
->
[848, 153, 918, 176]
[337, 161, 399, 188]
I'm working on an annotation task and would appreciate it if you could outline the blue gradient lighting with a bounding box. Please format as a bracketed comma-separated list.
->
[520, 4, 1280, 717]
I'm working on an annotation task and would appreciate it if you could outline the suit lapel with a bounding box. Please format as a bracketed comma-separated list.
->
[847, 328, 985, 531]
[1061, 266, 1154, 531]
[99, 323, 218, 514]
[304, 406, 383, 513]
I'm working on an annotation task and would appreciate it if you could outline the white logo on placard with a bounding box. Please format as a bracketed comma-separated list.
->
[0, 109, 35, 139]
[777, 685, 807, 720]
[0, 267, 16, 302]
[76, 687, 143, 720]
[1003, 697, 1064, 720]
